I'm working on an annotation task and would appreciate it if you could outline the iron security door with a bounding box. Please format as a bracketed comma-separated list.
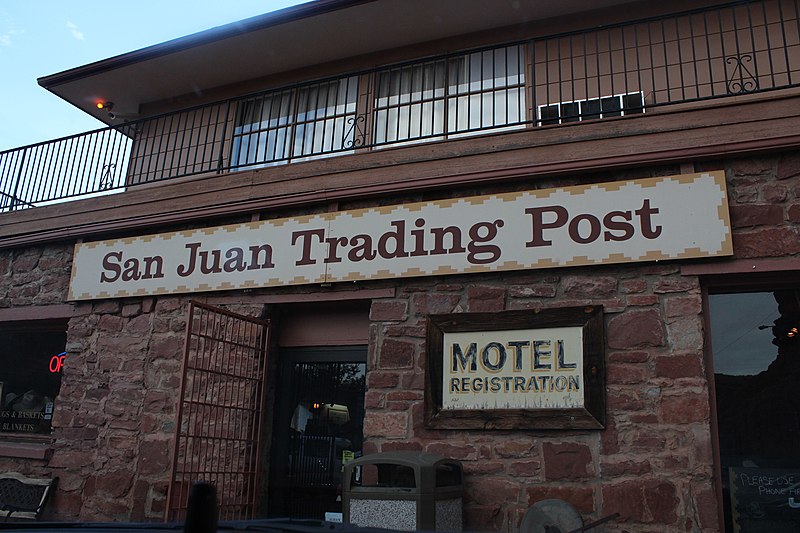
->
[166, 302, 271, 521]
[268, 347, 367, 520]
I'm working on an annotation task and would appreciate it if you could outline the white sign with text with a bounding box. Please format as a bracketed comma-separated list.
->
[443, 326, 584, 410]
[68, 171, 732, 300]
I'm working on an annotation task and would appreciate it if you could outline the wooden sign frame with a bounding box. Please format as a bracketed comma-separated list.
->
[424, 306, 606, 430]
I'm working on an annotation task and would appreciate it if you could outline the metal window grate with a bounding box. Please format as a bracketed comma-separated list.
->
[166, 302, 271, 521]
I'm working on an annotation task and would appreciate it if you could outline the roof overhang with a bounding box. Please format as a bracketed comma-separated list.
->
[39, 0, 634, 125]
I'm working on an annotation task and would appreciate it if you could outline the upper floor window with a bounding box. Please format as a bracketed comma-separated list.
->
[232, 76, 360, 168]
[373, 44, 526, 146]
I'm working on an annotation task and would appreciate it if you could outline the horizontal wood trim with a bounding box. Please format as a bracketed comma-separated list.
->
[681, 257, 800, 276]
[0, 305, 76, 322]
[0, 439, 51, 460]
[2, 92, 800, 249]
[205, 287, 395, 305]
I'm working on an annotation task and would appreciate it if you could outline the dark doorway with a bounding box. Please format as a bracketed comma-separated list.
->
[267, 346, 367, 520]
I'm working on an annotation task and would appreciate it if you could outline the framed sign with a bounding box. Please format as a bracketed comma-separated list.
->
[425, 306, 605, 430]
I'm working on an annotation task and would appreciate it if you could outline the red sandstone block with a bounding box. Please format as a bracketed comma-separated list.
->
[693, 482, 721, 530]
[367, 371, 400, 388]
[507, 460, 541, 477]
[378, 338, 415, 369]
[466, 285, 506, 312]
[730, 204, 784, 228]
[38, 255, 67, 270]
[607, 365, 648, 384]
[401, 371, 425, 390]
[562, 275, 617, 297]
[620, 278, 647, 294]
[50, 491, 82, 519]
[600, 459, 652, 477]
[126, 314, 152, 335]
[664, 294, 701, 317]
[463, 504, 504, 532]
[12, 253, 40, 272]
[606, 389, 646, 411]
[48, 450, 95, 469]
[434, 283, 463, 291]
[494, 439, 536, 458]
[381, 440, 423, 452]
[155, 298, 182, 313]
[607, 309, 665, 349]
[788, 203, 800, 222]
[462, 461, 504, 475]
[508, 284, 557, 298]
[411, 293, 460, 315]
[95, 469, 134, 498]
[600, 420, 620, 455]
[666, 316, 704, 351]
[138, 440, 171, 475]
[526, 485, 594, 513]
[369, 299, 408, 321]
[148, 335, 183, 359]
[363, 411, 408, 438]
[425, 442, 478, 460]
[602, 479, 678, 525]
[777, 154, 800, 179]
[98, 314, 125, 332]
[383, 324, 426, 337]
[659, 393, 710, 424]
[542, 442, 593, 481]
[629, 413, 658, 423]
[608, 351, 650, 363]
[653, 277, 698, 293]
[93, 300, 121, 314]
[386, 390, 423, 402]
[655, 354, 703, 379]
[365, 390, 384, 409]
[732, 157, 773, 176]
[764, 184, 789, 202]
[468, 477, 521, 505]
[733, 227, 800, 257]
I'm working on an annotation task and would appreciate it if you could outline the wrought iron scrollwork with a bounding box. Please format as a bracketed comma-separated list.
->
[726, 54, 759, 95]
[99, 163, 117, 191]
[344, 114, 367, 149]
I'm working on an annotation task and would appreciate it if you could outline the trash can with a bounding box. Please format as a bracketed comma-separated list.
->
[343, 451, 463, 531]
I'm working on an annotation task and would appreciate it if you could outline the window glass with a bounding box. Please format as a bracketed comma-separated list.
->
[231, 76, 358, 168]
[709, 289, 800, 533]
[374, 44, 526, 146]
[0, 324, 66, 435]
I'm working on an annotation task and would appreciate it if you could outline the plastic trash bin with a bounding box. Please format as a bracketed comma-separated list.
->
[343, 451, 463, 531]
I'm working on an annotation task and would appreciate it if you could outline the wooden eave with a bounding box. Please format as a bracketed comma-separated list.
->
[1, 91, 799, 250]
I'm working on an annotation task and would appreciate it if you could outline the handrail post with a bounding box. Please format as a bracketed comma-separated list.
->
[9, 148, 27, 211]
[216, 100, 232, 174]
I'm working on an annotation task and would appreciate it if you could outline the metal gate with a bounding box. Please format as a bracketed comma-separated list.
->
[166, 301, 271, 521]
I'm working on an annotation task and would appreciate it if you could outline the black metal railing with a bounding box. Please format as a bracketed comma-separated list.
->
[2, 0, 798, 213]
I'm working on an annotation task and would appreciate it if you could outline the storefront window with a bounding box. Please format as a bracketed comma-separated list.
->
[709, 289, 800, 532]
[0, 322, 66, 435]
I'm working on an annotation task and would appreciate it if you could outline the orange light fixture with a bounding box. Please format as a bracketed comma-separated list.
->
[96, 101, 113, 110]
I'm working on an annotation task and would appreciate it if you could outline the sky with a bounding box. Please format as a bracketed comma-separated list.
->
[0, 1, 307, 151]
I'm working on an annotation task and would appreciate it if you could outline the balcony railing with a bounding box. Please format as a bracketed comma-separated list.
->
[2, 0, 799, 213]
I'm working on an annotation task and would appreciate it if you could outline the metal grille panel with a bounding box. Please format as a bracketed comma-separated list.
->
[166, 302, 271, 521]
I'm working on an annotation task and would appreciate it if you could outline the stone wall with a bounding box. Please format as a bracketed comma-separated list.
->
[0, 153, 796, 527]
[361, 154, 800, 533]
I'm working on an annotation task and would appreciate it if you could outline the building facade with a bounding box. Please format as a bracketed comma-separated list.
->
[1, 1, 799, 531]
